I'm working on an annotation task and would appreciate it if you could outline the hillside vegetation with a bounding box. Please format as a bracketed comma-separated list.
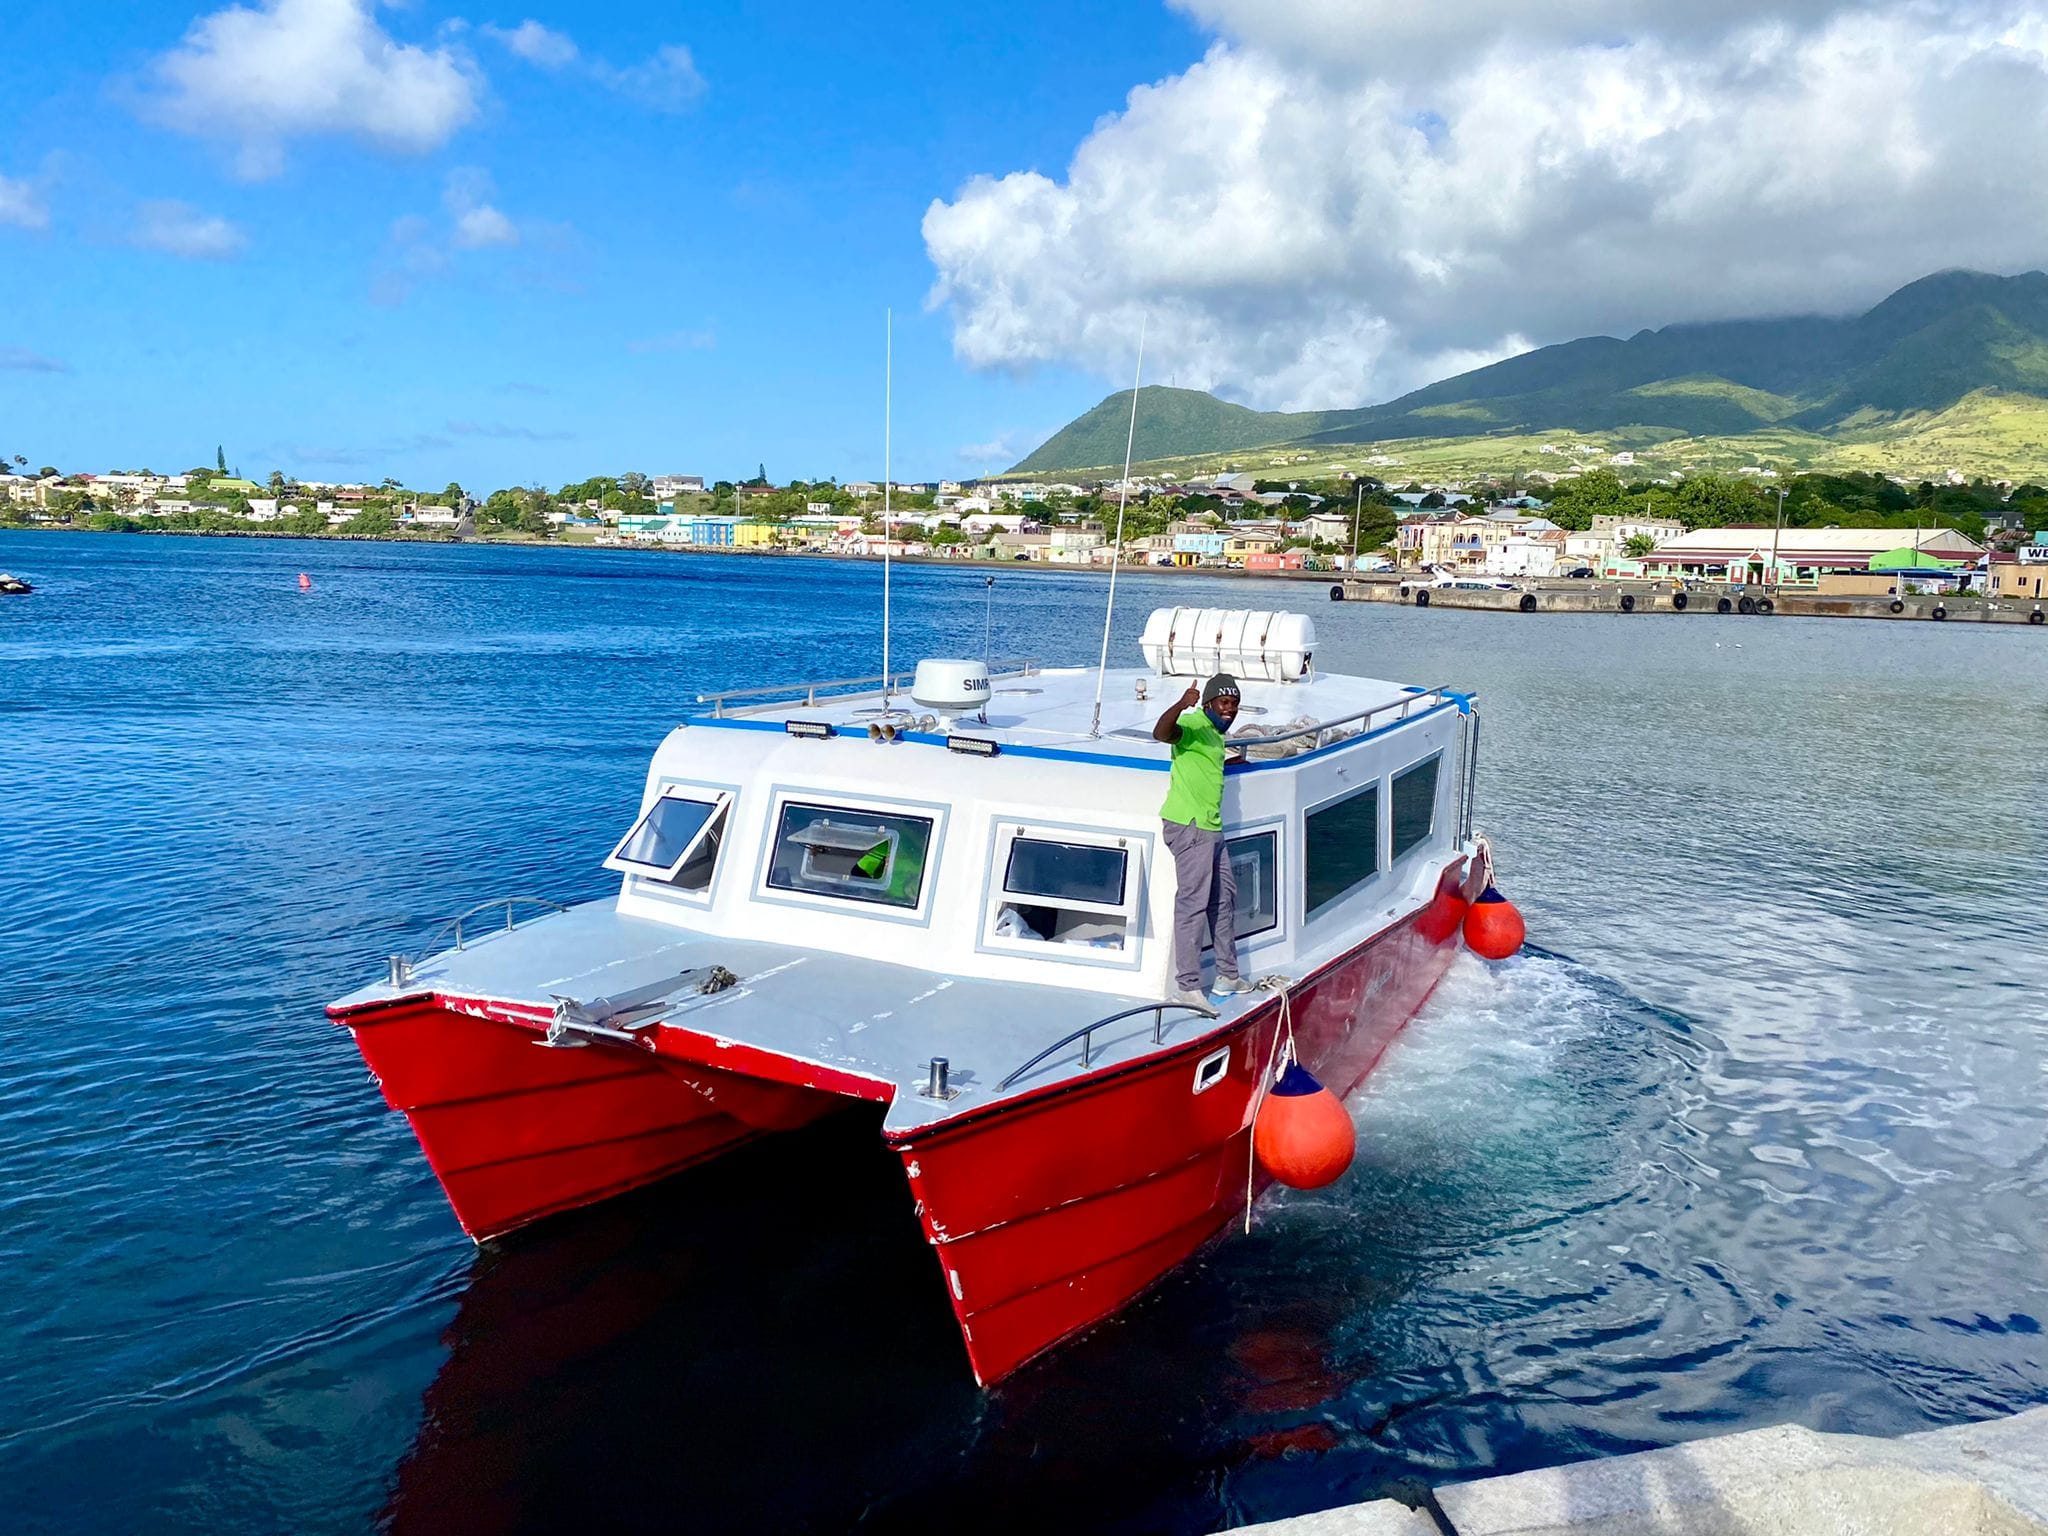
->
[1011, 270, 2048, 481]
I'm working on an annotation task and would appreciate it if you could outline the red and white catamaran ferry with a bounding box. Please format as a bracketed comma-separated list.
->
[329, 606, 1495, 1385]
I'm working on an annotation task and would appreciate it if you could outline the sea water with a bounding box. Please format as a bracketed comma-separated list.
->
[1, 531, 2042, 1533]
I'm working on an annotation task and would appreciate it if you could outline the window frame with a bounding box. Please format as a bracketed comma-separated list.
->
[1389, 751, 1444, 866]
[1001, 835, 1131, 915]
[1302, 780, 1383, 924]
[978, 820, 1149, 969]
[752, 787, 950, 926]
[604, 787, 734, 884]
[1216, 826, 1283, 945]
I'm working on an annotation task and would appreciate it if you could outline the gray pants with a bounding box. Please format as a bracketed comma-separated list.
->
[1163, 820, 1238, 990]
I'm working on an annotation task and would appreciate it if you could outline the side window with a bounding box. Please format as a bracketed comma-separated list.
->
[767, 802, 933, 909]
[605, 789, 731, 891]
[1390, 755, 1441, 863]
[1304, 785, 1379, 920]
[1225, 831, 1279, 939]
[986, 829, 1141, 953]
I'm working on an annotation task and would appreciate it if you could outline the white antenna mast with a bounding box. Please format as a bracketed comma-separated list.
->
[882, 309, 894, 712]
[1089, 317, 1147, 738]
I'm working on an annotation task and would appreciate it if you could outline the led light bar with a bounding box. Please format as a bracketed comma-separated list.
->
[785, 720, 835, 739]
[946, 735, 1000, 757]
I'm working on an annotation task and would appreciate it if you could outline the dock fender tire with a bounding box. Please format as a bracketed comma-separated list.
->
[2031, 609, 2045, 625]
[1672, 592, 1688, 611]
[1329, 584, 1345, 602]
[1932, 605, 1947, 620]
[1756, 597, 1775, 615]
[1415, 589, 1431, 607]
[1518, 593, 1537, 612]
[1737, 595, 1755, 614]
[1716, 596, 1734, 614]
[1889, 599, 1905, 614]
[1620, 594, 1636, 613]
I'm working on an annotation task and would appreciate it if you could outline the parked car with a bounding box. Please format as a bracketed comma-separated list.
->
[1563, 567, 1595, 579]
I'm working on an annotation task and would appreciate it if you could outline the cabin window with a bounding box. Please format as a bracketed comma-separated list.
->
[1225, 831, 1280, 939]
[767, 802, 933, 909]
[1304, 785, 1379, 920]
[1390, 755, 1441, 862]
[986, 828, 1141, 954]
[605, 789, 732, 889]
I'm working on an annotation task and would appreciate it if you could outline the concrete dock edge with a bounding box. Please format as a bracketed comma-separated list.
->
[1231, 1406, 2048, 1536]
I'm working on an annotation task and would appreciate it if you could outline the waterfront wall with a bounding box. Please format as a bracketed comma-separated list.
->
[1236, 1405, 2048, 1535]
[1335, 579, 2048, 625]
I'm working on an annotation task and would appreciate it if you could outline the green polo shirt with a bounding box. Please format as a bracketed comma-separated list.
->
[1160, 708, 1226, 831]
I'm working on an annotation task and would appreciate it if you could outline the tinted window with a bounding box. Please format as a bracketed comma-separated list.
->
[1004, 838, 1127, 906]
[1390, 755, 1440, 862]
[615, 795, 719, 872]
[768, 802, 933, 909]
[1304, 786, 1378, 919]
[1226, 831, 1279, 938]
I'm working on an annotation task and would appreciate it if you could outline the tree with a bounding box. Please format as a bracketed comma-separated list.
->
[227, 494, 254, 520]
[37, 465, 57, 478]
[1623, 533, 1658, 559]
[443, 481, 465, 507]
[287, 502, 329, 536]
[216, 446, 227, 474]
[348, 506, 395, 536]
[268, 470, 287, 498]
[620, 471, 649, 500]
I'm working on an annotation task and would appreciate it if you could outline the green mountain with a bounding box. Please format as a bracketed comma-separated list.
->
[1009, 387, 1346, 474]
[1009, 270, 2048, 475]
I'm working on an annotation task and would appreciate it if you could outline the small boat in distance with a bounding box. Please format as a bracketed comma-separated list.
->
[0, 572, 32, 595]
[329, 606, 1497, 1384]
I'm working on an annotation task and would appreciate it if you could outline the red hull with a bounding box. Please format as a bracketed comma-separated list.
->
[333, 858, 1478, 1379]
[888, 880, 1468, 1385]
[340, 995, 836, 1239]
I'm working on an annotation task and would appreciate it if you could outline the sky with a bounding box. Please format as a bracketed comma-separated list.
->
[5, 0, 2048, 489]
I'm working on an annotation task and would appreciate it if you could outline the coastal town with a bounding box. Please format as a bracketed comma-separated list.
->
[6, 457, 2046, 601]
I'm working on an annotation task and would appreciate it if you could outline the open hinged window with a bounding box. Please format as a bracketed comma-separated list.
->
[984, 826, 1142, 955]
[766, 802, 935, 910]
[604, 788, 733, 889]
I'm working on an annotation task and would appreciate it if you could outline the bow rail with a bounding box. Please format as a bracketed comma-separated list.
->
[999, 1000, 1219, 1092]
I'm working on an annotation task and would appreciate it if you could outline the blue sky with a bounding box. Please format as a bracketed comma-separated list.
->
[2, 0, 1205, 488]
[10, 0, 2044, 490]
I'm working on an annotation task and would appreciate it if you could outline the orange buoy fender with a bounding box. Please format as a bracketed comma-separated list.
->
[1254, 1062, 1356, 1190]
[1417, 886, 1468, 946]
[298, 572, 312, 590]
[1463, 885, 1525, 960]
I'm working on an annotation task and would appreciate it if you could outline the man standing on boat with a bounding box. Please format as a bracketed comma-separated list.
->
[1154, 674, 1245, 1008]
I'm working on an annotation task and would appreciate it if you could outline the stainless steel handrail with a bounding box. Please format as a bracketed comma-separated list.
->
[1225, 683, 1459, 749]
[696, 659, 1040, 717]
[998, 1000, 1219, 1091]
[412, 895, 566, 960]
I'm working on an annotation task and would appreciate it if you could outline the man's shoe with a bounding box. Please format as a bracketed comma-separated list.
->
[1212, 974, 1250, 996]
[1170, 987, 1211, 1011]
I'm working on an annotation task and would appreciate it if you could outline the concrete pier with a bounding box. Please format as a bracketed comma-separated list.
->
[1234, 1406, 2048, 1535]
[1330, 578, 2048, 625]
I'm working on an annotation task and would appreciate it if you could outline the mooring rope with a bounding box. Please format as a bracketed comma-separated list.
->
[1243, 974, 1299, 1234]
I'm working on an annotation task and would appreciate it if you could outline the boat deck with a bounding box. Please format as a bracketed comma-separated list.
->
[332, 898, 1262, 1133]
[700, 664, 1441, 768]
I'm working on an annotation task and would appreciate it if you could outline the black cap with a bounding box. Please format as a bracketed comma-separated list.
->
[1200, 673, 1240, 705]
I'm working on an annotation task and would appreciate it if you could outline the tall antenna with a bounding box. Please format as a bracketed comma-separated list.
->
[882, 309, 894, 712]
[1089, 317, 1147, 738]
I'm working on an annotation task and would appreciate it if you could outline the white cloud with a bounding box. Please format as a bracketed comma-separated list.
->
[482, 19, 578, 69]
[925, 3, 2048, 410]
[132, 199, 248, 260]
[444, 167, 518, 249]
[598, 44, 706, 112]
[145, 0, 480, 179]
[0, 174, 49, 230]
[0, 347, 69, 373]
[957, 428, 1047, 466]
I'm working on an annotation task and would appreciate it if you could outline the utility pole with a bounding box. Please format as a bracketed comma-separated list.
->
[1769, 486, 1787, 590]
[1351, 480, 1364, 569]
